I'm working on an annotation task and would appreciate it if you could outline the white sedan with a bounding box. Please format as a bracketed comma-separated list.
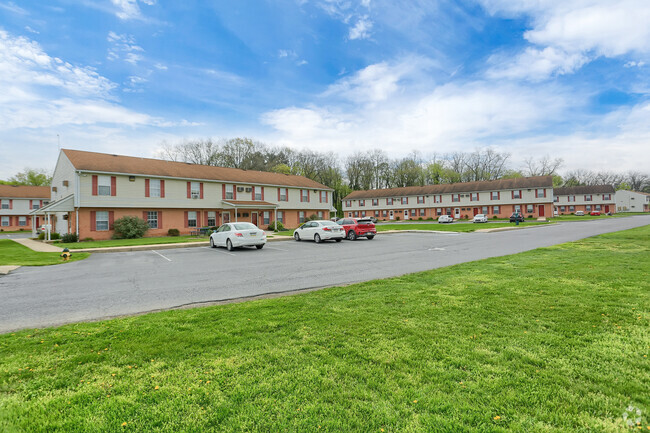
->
[293, 220, 345, 243]
[210, 222, 266, 251]
[438, 215, 454, 223]
[472, 214, 488, 223]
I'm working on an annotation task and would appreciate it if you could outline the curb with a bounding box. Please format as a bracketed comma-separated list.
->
[0, 266, 20, 275]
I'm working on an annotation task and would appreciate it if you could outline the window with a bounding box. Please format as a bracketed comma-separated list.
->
[345, 200, 351, 207]
[1, 200, 9, 209]
[320, 191, 328, 203]
[527, 205, 534, 213]
[482, 206, 488, 214]
[452, 194, 460, 202]
[354, 211, 359, 217]
[254, 188, 262, 201]
[374, 210, 379, 217]
[417, 196, 424, 204]
[150, 179, 161, 198]
[299, 211, 306, 223]
[372, 199, 378, 206]
[318, 211, 324, 219]
[419, 209, 426, 216]
[560, 206, 566, 212]
[208, 211, 216, 226]
[361, 211, 366, 217]
[512, 190, 521, 199]
[278, 188, 287, 201]
[603, 194, 611, 200]
[96, 211, 109, 231]
[190, 182, 200, 199]
[586, 205, 592, 211]
[554, 196, 559, 202]
[18, 216, 26, 226]
[491, 191, 499, 200]
[536, 188, 546, 198]
[147, 211, 158, 229]
[98, 175, 111, 196]
[446, 208, 452, 216]
[514, 205, 521, 212]
[31, 200, 40, 209]
[568, 195, 575, 202]
[569, 205, 575, 212]
[225, 184, 234, 200]
[187, 211, 197, 228]
[493, 205, 500, 214]
[359, 200, 365, 207]
[584, 195, 592, 201]
[1, 216, 8, 226]
[595, 205, 601, 211]
[382, 210, 387, 217]
[436, 208, 442, 215]
[348, 212, 352, 217]
[434, 195, 442, 203]
[277, 211, 284, 224]
[301, 190, 309, 202]
[386, 198, 393, 205]
[401, 197, 408, 205]
[470, 193, 478, 201]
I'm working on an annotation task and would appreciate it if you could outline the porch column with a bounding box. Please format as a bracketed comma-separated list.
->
[274, 208, 277, 231]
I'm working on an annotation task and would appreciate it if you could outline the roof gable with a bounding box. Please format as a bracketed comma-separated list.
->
[0, 185, 50, 199]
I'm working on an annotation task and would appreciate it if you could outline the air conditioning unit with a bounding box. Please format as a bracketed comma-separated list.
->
[191, 194, 199, 199]
[237, 187, 244, 192]
[245, 187, 252, 193]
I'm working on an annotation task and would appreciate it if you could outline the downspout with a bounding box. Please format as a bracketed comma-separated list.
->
[75, 170, 80, 240]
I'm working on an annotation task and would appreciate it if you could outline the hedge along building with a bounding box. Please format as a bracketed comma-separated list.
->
[31, 149, 335, 240]
[553, 185, 616, 215]
[342, 176, 554, 221]
[0, 185, 50, 232]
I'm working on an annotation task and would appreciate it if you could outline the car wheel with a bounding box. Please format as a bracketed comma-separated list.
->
[366, 235, 375, 240]
[294, 232, 301, 241]
[210, 237, 216, 248]
[314, 234, 322, 243]
[335, 239, 342, 242]
[256, 244, 264, 249]
[347, 230, 357, 241]
[226, 239, 234, 251]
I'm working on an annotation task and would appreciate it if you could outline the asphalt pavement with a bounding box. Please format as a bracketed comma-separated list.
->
[1, 216, 648, 333]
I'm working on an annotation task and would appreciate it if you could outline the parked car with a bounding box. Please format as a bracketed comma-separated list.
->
[438, 215, 454, 223]
[472, 214, 488, 223]
[574, 211, 585, 216]
[210, 222, 266, 251]
[509, 212, 524, 223]
[336, 218, 377, 240]
[590, 210, 601, 216]
[293, 220, 345, 243]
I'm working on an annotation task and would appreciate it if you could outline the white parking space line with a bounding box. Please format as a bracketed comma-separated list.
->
[211, 249, 237, 257]
[265, 246, 289, 251]
[152, 250, 172, 262]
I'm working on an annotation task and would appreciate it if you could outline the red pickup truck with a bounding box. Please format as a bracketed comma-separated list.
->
[337, 218, 377, 240]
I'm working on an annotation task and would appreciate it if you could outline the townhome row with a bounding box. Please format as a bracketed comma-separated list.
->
[553, 185, 616, 215]
[342, 176, 555, 220]
[0, 185, 50, 231]
[31, 149, 335, 240]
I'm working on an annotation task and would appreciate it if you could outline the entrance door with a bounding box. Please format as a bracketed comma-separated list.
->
[454, 208, 460, 219]
[604, 205, 610, 213]
[389, 210, 394, 220]
[473, 207, 479, 216]
[404, 210, 409, 220]
[252, 212, 258, 226]
[223, 212, 230, 223]
[539, 205, 545, 217]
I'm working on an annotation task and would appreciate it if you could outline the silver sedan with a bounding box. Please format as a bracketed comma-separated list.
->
[210, 222, 266, 251]
[293, 220, 345, 243]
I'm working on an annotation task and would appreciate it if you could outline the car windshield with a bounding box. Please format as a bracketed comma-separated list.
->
[233, 223, 257, 230]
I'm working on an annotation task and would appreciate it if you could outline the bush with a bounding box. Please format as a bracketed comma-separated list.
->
[527, 215, 533, 219]
[493, 215, 498, 219]
[38, 232, 44, 240]
[418, 217, 423, 221]
[112, 216, 149, 239]
[50, 232, 60, 240]
[61, 233, 78, 243]
[268, 221, 285, 231]
[307, 214, 319, 221]
[396, 216, 400, 221]
[83, 237, 94, 242]
[168, 228, 180, 237]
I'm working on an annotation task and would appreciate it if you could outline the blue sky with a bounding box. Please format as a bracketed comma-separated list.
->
[0, 0, 649, 179]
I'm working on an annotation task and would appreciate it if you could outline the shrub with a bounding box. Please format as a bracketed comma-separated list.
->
[527, 215, 533, 219]
[19, 228, 24, 231]
[112, 216, 149, 239]
[396, 216, 400, 221]
[307, 214, 319, 221]
[83, 237, 94, 242]
[168, 228, 180, 237]
[493, 215, 498, 219]
[418, 217, 423, 221]
[268, 222, 285, 231]
[50, 232, 60, 240]
[38, 232, 44, 240]
[61, 233, 78, 243]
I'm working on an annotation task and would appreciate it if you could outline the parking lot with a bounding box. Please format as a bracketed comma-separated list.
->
[1, 215, 649, 333]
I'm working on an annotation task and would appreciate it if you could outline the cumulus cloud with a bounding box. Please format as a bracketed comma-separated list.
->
[349, 15, 373, 40]
[487, 47, 588, 81]
[111, 0, 155, 20]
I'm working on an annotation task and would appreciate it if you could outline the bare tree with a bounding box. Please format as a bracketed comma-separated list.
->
[522, 155, 563, 177]
[626, 171, 649, 191]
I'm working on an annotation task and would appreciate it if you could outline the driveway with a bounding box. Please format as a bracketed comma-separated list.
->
[1, 216, 648, 333]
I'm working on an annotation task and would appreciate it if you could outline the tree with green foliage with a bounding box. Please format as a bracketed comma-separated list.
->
[5, 168, 52, 186]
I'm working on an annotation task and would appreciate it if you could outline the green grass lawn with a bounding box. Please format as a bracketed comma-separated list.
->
[0, 239, 89, 266]
[57, 235, 207, 249]
[551, 213, 645, 221]
[1, 226, 649, 432]
[376, 221, 551, 232]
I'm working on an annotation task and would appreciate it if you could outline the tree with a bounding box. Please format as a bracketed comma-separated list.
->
[522, 155, 563, 177]
[7, 168, 52, 186]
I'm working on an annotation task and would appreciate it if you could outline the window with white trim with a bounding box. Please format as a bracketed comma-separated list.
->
[279, 188, 287, 201]
[568, 195, 575, 202]
[537, 188, 546, 198]
[147, 211, 158, 229]
[417, 196, 424, 204]
[560, 206, 566, 212]
[18, 216, 26, 226]
[512, 190, 521, 199]
[493, 205, 500, 214]
[190, 182, 200, 198]
[359, 200, 365, 207]
[382, 210, 387, 217]
[482, 206, 488, 214]
[150, 179, 161, 198]
[586, 205, 592, 211]
[225, 184, 234, 200]
[419, 209, 425, 216]
[470, 193, 478, 201]
[263, 211, 270, 225]
[320, 191, 328, 202]
[436, 208, 442, 215]
[277, 211, 284, 224]
[254, 188, 262, 201]
[595, 205, 601, 211]
[434, 195, 442, 203]
[603, 193, 611, 200]
[301, 190, 309, 202]
[345, 200, 351, 207]
[299, 211, 306, 223]
[1, 216, 9, 226]
[31, 200, 40, 209]
[452, 194, 460, 202]
[401, 197, 408, 205]
[361, 211, 366, 217]
[569, 205, 575, 212]
[1, 200, 9, 209]
[96, 211, 109, 231]
[188, 211, 197, 227]
[514, 205, 521, 212]
[386, 198, 393, 205]
[584, 195, 592, 201]
[374, 210, 379, 217]
[208, 211, 216, 226]
[318, 211, 324, 218]
[372, 199, 378, 206]
[491, 191, 499, 200]
[98, 176, 111, 196]
[526, 205, 534, 213]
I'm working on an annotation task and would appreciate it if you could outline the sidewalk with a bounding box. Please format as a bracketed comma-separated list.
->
[13, 238, 64, 252]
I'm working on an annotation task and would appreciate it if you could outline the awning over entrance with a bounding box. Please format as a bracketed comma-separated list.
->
[29, 194, 74, 215]
[221, 200, 278, 209]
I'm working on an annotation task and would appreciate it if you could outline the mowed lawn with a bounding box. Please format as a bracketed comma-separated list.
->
[0, 240, 89, 266]
[376, 221, 551, 232]
[57, 236, 207, 249]
[1, 227, 649, 432]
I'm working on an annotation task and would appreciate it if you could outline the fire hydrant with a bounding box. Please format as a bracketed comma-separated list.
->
[60, 248, 71, 261]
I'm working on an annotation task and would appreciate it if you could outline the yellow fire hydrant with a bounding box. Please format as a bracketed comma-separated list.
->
[60, 248, 71, 261]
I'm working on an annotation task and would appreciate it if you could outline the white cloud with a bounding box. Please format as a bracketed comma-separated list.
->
[107, 31, 144, 65]
[24, 26, 39, 34]
[0, 1, 28, 15]
[111, 0, 155, 20]
[487, 47, 588, 81]
[624, 61, 645, 68]
[153, 62, 168, 70]
[349, 15, 373, 40]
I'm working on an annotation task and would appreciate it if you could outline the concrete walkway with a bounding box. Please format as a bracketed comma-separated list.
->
[13, 238, 64, 252]
[0, 266, 20, 275]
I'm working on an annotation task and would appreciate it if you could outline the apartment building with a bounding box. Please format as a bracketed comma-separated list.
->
[615, 190, 650, 213]
[32, 149, 334, 240]
[342, 176, 554, 220]
[553, 185, 616, 215]
[0, 185, 50, 231]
